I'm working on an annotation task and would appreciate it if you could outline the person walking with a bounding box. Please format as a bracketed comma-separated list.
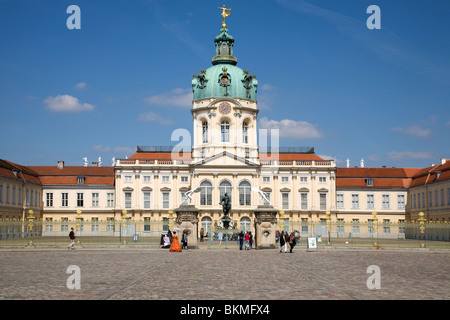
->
[68, 227, 76, 250]
[200, 228, 204, 242]
[289, 232, 296, 253]
[279, 231, 287, 253]
[245, 231, 250, 250]
[239, 231, 244, 250]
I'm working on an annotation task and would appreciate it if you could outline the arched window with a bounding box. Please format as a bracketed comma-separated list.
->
[200, 180, 212, 206]
[202, 121, 208, 143]
[239, 181, 251, 206]
[221, 120, 230, 142]
[219, 180, 232, 201]
[240, 217, 251, 232]
[201, 216, 212, 238]
[242, 121, 248, 144]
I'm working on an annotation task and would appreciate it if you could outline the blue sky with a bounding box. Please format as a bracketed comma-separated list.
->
[1, 0, 449, 168]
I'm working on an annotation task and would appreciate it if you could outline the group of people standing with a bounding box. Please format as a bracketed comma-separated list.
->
[161, 229, 188, 252]
[238, 230, 253, 250]
[278, 230, 297, 253]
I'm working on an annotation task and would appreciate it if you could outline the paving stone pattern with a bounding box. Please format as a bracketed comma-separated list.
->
[0, 247, 448, 300]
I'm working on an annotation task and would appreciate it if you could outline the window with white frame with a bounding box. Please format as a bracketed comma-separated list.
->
[91, 217, 99, 232]
[180, 176, 189, 183]
[107, 193, 114, 207]
[382, 194, 390, 209]
[336, 194, 344, 209]
[219, 180, 232, 200]
[299, 177, 308, 183]
[144, 217, 151, 232]
[262, 176, 270, 183]
[319, 177, 327, 183]
[124, 176, 132, 182]
[77, 193, 84, 207]
[46, 193, 53, 207]
[61, 193, 68, 207]
[143, 192, 151, 209]
[300, 193, 308, 210]
[366, 194, 374, 209]
[281, 176, 289, 183]
[143, 176, 151, 182]
[107, 218, 115, 232]
[162, 175, 170, 183]
[124, 192, 132, 209]
[319, 193, 327, 210]
[61, 217, 69, 232]
[221, 120, 230, 142]
[398, 194, 405, 209]
[351, 194, 359, 209]
[200, 181, 213, 206]
[202, 121, 208, 143]
[91, 193, 99, 207]
[242, 121, 248, 144]
[162, 192, 170, 209]
[239, 181, 251, 206]
[281, 192, 289, 210]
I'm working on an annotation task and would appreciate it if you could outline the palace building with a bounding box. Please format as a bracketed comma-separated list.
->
[1, 9, 449, 245]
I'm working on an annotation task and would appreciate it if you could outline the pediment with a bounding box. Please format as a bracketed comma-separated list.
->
[191, 151, 259, 167]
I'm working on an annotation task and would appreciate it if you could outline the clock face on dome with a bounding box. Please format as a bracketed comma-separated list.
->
[218, 102, 231, 114]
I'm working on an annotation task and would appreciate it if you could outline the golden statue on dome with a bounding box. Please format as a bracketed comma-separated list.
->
[218, 5, 231, 28]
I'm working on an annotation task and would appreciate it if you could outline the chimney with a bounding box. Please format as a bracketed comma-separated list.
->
[92, 162, 98, 167]
[57, 161, 64, 169]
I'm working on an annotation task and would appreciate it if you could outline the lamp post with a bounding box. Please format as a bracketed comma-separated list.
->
[121, 210, 128, 244]
[417, 212, 426, 248]
[326, 210, 331, 246]
[75, 210, 83, 246]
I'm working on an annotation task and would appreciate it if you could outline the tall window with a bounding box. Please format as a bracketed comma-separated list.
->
[300, 193, 308, 210]
[124, 192, 132, 209]
[242, 121, 248, 144]
[319, 193, 327, 210]
[91, 218, 99, 232]
[202, 121, 208, 143]
[221, 120, 230, 142]
[200, 181, 213, 206]
[282, 193, 289, 210]
[382, 194, 390, 209]
[239, 181, 251, 206]
[144, 217, 151, 232]
[367, 194, 374, 209]
[61, 193, 68, 207]
[219, 180, 232, 200]
[91, 193, 99, 207]
[351, 194, 359, 209]
[398, 194, 405, 209]
[77, 193, 84, 207]
[336, 194, 344, 209]
[46, 193, 53, 207]
[162, 192, 170, 209]
[240, 217, 251, 232]
[107, 193, 114, 207]
[143, 192, 151, 209]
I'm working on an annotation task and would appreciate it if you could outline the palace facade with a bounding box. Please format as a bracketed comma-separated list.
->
[1, 16, 449, 242]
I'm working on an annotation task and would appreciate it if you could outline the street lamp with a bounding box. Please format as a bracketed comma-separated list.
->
[121, 210, 128, 244]
[417, 212, 426, 248]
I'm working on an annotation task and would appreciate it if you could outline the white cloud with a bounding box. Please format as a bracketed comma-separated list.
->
[144, 88, 192, 108]
[367, 155, 381, 162]
[93, 145, 111, 153]
[44, 95, 94, 113]
[113, 147, 135, 155]
[391, 124, 432, 138]
[387, 151, 433, 161]
[74, 82, 87, 90]
[259, 117, 322, 139]
[138, 111, 174, 125]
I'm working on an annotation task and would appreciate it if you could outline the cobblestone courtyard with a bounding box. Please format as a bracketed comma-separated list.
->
[0, 247, 448, 301]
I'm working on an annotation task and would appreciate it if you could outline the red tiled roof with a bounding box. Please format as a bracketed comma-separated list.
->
[28, 166, 115, 186]
[410, 159, 450, 187]
[0, 159, 41, 184]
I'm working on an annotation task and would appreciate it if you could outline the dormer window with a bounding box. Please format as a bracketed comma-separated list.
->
[77, 177, 85, 184]
[366, 178, 373, 186]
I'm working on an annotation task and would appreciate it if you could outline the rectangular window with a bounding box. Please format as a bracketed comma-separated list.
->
[260, 192, 271, 205]
[61, 218, 69, 232]
[91, 193, 99, 207]
[77, 193, 84, 207]
[61, 193, 68, 207]
[282, 193, 289, 210]
[143, 192, 151, 209]
[91, 217, 99, 232]
[299, 177, 308, 183]
[301, 218, 308, 233]
[352, 219, 360, 233]
[351, 194, 359, 209]
[12, 187, 16, 205]
[319, 193, 327, 210]
[435, 190, 438, 207]
[413, 194, 416, 209]
[399, 219, 406, 234]
[124, 192, 132, 209]
[162, 192, 170, 209]
[245, 151, 250, 158]
[383, 219, 391, 234]
[382, 194, 390, 209]
[319, 177, 327, 183]
[144, 217, 151, 232]
[180, 176, 189, 183]
[281, 176, 289, 183]
[107, 193, 114, 207]
[143, 176, 151, 182]
[107, 218, 115, 232]
[366, 194, 374, 209]
[46, 193, 53, 207]
[18, 188, 22, 205]
[337, 219, 344, 233]
[441, 189, 445, 206]
[163, 217, 169, 232]
[262, 176, 271, 183]
[429, 191, 432, 207]
[422, 192, 425, 208]
[77, 177, 85, 184]
[45, 218, 53, 232]
[0, 184, 3, 202]
[300, 193, 308, 210]
[124, 176, 132, 182]
[336, 194, 344, 209]
[418, 193, 421, 209]
[398, 195, 405, 209]
[162, 176, 170, 182]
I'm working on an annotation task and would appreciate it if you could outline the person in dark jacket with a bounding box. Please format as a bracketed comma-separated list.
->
[289, 232, 296, 253]
[279, 231, 287, 253]
[68, 227, 76, 250]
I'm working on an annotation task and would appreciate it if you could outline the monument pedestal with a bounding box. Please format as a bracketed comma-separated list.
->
[254, 205, 278, 249]
[174, 205, 199, 249]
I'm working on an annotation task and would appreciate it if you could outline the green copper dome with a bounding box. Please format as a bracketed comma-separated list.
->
[192, 28, 258, 102]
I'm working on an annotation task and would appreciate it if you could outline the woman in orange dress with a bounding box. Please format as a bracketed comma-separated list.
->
[169, 231, 182, 252]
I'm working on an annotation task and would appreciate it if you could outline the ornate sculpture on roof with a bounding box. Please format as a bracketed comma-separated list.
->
[218, 5, 231, 28]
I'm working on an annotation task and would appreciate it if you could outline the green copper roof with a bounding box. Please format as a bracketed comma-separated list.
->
[192, 28, 258, 102]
